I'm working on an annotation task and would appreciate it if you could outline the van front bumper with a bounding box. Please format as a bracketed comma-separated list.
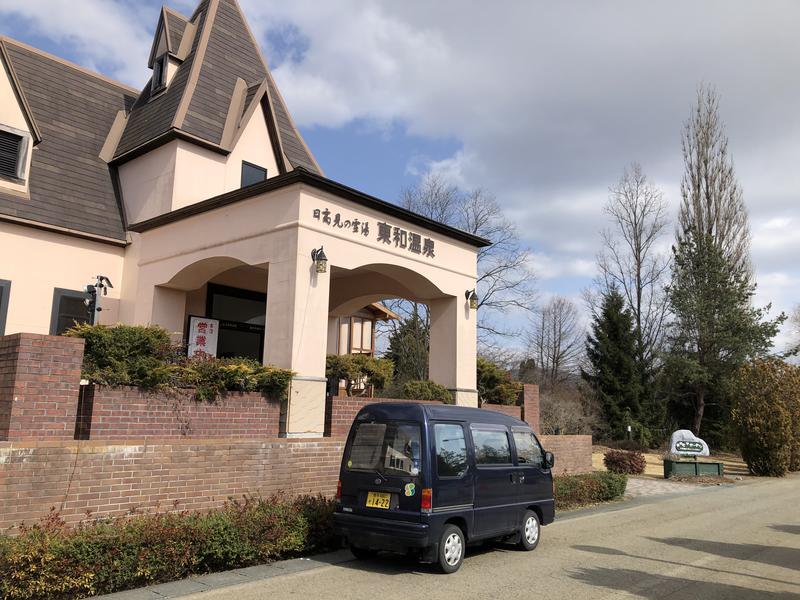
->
[334, 512, 431, 551]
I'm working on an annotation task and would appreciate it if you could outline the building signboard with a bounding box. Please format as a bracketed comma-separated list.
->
[187, 316, 219, 357]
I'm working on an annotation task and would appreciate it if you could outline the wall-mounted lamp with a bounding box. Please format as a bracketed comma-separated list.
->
[465, 289, 478, 309]
[311, 246, 328, 273]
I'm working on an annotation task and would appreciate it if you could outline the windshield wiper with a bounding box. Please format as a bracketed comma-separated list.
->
[374, 469, 387, 482]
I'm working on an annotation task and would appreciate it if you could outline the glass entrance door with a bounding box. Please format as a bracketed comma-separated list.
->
[206, 284, 266, 361]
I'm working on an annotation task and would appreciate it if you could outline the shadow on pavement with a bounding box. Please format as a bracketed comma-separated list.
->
[335, 541, 517, 576]
[770, 524, 800, 536]
[649, 537, 800, 571]
[569, 567, 796, 599]
[572, 545, 799, 588]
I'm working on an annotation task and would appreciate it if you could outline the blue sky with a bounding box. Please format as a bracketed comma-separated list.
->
[2, 0, 799, 352]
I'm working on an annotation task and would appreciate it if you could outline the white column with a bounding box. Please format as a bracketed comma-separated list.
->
[428, 295, 478, 407]
[264, 249, 330, 436]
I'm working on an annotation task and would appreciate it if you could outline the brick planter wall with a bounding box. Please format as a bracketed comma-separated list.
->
[540, 435, 593, 475]
[325, 395, 443, 437]
[0, 333, 84, 441]
[77, 386, 282, 440]
[480, 403, 522, 420]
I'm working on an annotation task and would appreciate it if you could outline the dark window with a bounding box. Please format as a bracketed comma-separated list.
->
[241, 161, 267, 188]
[0, 130, 22, 180]
[50, 288, 90, 335]
[205, 284, 266, 361]
[0, 279, 10, 336]
[435, 423, 468, 477]
[346, 421, 422, 476]
[512, 428, 543, 467]
[471, 426, 512, 465]
[151, 54, 167, 92]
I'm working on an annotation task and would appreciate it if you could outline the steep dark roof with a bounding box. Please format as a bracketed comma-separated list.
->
[164, 9, 189, 53]
[114, 0, 321, 176]
[0, 38, 136, 242]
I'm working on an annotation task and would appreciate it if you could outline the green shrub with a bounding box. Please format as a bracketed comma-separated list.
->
[732, 359, 794, 477]
[175, 356, 293, 403]
[402, 380, 453, 403]
[66, 323, 176, 389]
[477, 357, 522, 405]
[603, 449, 646, 475]
[325, 354, 393, 396]
[0, 495, 336, 600]
[554, 472, 627, 510]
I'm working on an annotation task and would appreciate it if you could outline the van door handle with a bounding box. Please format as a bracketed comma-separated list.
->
[509, 473, 516, 484]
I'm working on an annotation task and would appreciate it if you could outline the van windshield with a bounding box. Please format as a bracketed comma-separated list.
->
[346, 421, 422, 476]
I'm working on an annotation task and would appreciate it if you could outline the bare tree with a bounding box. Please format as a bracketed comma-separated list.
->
[525, 296, 584, 390]
[679, 85, 752, 280]
[596, 163, 670, 369]
[401, 173, 537, 342]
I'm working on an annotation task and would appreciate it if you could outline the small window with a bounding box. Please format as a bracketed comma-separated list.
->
[0, 130, 23, 180]
[50, 288, 90, 335]
[241, 161, 267, 187]
[0, 279, 10, 336]
[471, 426, 512, 465]
[151, 54, 167, 93]
[435, 423, 467, 477]
[346, 421, 422, 476]
[512, 428, 543, 467]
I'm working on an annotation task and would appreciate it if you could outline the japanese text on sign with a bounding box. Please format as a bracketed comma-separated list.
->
[187, 316, 219, 357]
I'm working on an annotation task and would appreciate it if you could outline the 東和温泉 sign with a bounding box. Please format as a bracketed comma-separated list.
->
[313, 208, 435, 258]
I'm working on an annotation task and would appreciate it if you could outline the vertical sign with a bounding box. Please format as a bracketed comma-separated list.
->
[187, 316, 219, 357]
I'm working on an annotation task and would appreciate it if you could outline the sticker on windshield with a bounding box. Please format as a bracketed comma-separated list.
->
[404, 483, 416, 497]
[347, 460, 352, 468]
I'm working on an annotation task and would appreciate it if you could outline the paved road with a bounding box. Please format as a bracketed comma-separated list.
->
[187, 476, 800, 600]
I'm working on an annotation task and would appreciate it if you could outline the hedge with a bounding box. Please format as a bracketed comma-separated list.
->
[603, 449, 646, 475]
[402, 380, 453, 403]
[554, 472, 627, 510]
[65, 324, 293, 402]
[0, 495, 336, 600]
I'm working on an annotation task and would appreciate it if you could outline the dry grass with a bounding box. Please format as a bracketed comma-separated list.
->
[592, 446, 750, 479]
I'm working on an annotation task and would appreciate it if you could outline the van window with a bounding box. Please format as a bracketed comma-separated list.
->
[471, 426, 512, 465]
[434, 423, 467, 477]
[347, 421, 422, 476]
[512, 428, 543, 467]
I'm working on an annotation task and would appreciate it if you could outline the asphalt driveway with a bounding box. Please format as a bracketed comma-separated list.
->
[120, 475, 800, 599]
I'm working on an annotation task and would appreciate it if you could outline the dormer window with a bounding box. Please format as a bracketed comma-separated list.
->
[152, 54, 168, 93]
[241, 161, 267, 187]
[0, 127, 28, 182]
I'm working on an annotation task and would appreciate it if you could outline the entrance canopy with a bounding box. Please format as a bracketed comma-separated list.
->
[122, 168, 489, 435]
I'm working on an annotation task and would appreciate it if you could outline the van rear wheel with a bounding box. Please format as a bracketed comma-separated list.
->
[438, 524, 465, 573]
[350, 545, 376, 560]
[518, 510, 540, 551]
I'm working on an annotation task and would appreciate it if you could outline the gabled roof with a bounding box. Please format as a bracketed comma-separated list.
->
[146, 7, 191, 68]
[0, 37, 136, 243]
[114, 0, 321, 176]
[0, 41, 42, 145]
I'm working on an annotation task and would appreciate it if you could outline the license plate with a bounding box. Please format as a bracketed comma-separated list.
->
[366, 491, 391, 509]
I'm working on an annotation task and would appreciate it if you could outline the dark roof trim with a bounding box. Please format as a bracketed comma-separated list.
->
[128, 167, 492, 248]
[0, 213, 127, 247]
[110, 127, 229, 166]
[0, 41, 42, 145]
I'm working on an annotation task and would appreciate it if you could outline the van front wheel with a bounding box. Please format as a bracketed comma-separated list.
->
[518, 510, 540, 551]
[438, 524, 465, 573]
[350, 545, 376, 560]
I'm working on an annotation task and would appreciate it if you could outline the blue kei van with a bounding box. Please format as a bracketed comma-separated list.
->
[333, 403, 555, 573]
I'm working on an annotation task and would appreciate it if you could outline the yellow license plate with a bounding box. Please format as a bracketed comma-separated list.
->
[366, 491, 391, 509]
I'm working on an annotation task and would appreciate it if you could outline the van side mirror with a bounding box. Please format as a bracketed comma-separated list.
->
[543, 451, 555, 469]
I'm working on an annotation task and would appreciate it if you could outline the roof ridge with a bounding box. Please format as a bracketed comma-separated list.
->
[0, 35, 140, 95]
[0, 40, 42, 143]
[162, 5, 190, 23]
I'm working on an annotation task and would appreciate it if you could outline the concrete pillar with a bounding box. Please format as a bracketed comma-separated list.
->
[264, 252, 330, 437]
[428, 295, 478, 407]
[150, 286, 187, 341]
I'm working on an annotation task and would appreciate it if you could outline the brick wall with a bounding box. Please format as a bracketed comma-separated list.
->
[0, 438, 344, 532]
[76, 386, 282, 440]
[325, 395, 443, 437]
[520, 384, 540, 434]
[0, 333, 84, 441]
[480, 403, 522, 420]
[0, 434, 591, 533]
[540, 435, 593, 475]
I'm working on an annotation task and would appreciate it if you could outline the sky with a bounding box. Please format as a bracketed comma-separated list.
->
[1, 0, 798, 351]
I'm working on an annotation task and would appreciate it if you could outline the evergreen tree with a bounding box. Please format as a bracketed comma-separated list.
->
[665, 232, 783, 437]
[582, 289, 643, 439]
[385, 309, 429, 384]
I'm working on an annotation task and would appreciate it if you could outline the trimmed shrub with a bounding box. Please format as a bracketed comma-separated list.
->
[403, 380, 453, 403]
[0, 495, 336, 600]
[177, 355, 293, 403]
[477, 357, 522, 405]
[554, 472, 627, 510]
[731, 359, 794, 477]
[603, 449, 646, 475]
[325, 354, 394, 396]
